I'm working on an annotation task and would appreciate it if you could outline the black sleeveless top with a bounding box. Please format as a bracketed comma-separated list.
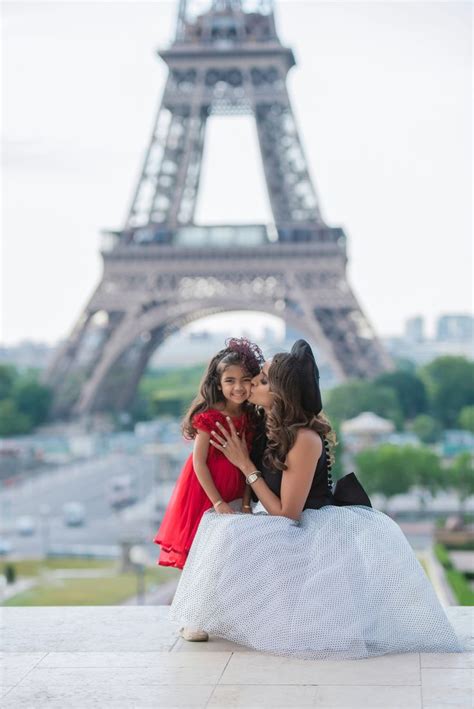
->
[250, 432, 334, 510]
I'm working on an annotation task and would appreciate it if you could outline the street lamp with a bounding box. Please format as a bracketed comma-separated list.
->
[39, 504, 51, 559]
[130, 544, 148, 604]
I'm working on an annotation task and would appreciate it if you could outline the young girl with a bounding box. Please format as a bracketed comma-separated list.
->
[153, 337, 264, 571]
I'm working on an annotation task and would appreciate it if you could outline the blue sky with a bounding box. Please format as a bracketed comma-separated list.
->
[2, 0, 472, 344]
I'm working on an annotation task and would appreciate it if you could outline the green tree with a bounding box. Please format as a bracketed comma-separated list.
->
[449, 452, 474, 517]
[401, 445, 443, 509]
[151, 391, 193, 418]
[326, 380, 403, 429]
[0, 365, 16, 400]
[129, 394, 153, 424]
[375, 370, 428, 419]
[355, 444, 442, 510]
[13, 377, 52, 427]
[355, 445, 411, 509]
[411, 414, 442, 444]
[135, 364, 206, 421]
[420, 356, 474, 428]
[0, 399, 31, 436]
[458, 405, 474, 433]
[392, 357, 417, 374]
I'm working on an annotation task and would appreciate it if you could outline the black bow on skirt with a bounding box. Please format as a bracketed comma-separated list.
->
[331, 472, 372, 508]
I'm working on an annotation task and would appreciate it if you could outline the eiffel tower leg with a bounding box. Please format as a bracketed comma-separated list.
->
[287, 304, 391, 381]
[44, 312, 92, 391]
[105, 329, 164, 413]
[126, 80, 175, 228]
[166, 104, 208, 227]
[74, 303, 189, 415]
[313, 305, 392, 379]
[288, 310, 347, 382]
[126, 80, 208, 229]
[255, 95, 323, 227]
[44, 304, 126, 418]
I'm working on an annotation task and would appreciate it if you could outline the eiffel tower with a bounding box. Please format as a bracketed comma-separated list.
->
[46, 0, 392, 418]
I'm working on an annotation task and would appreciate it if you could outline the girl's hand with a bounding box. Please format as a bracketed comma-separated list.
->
[214, 501, 235, 515]
[241, 504, 253, 514]
[210, 418, 252, 473]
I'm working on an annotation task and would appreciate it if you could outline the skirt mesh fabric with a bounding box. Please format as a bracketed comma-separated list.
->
[169, 501, 463, 660]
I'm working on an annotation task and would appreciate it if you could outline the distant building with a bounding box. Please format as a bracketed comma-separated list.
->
[384, 312, 474, 364]
[405, 316, 425, 343]
[341, 411, 395, 453]
[436, 315, 473, 343]
[386, 432, 420, 447]
[0, 340, 55, 370]
[439, 429, 474, 458]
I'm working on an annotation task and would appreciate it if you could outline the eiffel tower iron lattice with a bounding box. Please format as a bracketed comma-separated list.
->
[45, 0, 392, 418]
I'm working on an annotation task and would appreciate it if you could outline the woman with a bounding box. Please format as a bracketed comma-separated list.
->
[170, 340, 463, 659]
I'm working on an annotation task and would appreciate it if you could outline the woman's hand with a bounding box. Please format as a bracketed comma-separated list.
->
[210, 418, 253, 475]
[214, 501, 235, 515]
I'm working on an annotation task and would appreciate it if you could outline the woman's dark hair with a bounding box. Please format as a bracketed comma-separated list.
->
[182, 338, 264, 439]
[263, 351, 336, 472]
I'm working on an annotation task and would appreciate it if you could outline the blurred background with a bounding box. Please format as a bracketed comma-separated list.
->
[1, 0, 472, 609]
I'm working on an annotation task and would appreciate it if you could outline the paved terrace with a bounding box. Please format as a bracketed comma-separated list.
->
[1, 606, 472, 708]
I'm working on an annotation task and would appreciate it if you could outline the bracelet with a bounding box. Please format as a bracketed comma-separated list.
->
[213, 499, 223, 509]
[242, 505, 251, 509]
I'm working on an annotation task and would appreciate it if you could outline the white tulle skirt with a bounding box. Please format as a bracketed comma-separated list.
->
[169, 500, 463, 660]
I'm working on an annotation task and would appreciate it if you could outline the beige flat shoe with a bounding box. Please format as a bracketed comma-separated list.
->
[179, 626, 209, 642]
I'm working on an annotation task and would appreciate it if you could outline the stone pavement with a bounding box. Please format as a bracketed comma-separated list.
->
[1, 606, 472, 708]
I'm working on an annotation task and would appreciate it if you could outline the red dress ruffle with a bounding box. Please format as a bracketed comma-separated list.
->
[153, 409, 252, 569]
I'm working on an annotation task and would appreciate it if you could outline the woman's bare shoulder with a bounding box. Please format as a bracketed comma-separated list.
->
[292, 428, 322, 453]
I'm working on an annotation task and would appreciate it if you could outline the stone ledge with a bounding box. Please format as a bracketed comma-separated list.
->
[1, 606, 472, 708]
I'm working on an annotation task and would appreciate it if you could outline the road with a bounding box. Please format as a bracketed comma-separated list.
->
[0, 451, 186, 560]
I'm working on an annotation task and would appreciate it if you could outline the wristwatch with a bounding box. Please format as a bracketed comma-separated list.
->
[246, 470, 262, 485]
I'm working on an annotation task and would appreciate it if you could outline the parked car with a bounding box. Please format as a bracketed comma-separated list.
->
[0, 538, 13, 555]
[63, 502, 86, 527]
[107, 476, 137, 509]
[16, 515, 36, 536]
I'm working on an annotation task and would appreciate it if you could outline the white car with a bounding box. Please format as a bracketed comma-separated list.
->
[63, 502, 86, 527]
[0, 538, 13, 555]
[16, 516, 36, 536]
[107, 476, 137, 509]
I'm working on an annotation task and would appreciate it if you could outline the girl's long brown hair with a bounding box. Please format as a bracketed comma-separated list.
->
[263, 352, 336, 472]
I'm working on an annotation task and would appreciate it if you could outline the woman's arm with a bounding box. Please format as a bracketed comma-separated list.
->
[193, 432, 235, 514]
[210, 420, 322, 521]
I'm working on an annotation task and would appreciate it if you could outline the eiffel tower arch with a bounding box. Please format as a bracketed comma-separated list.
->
[45, 0, 392, 418]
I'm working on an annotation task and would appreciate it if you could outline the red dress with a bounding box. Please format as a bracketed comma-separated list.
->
[153, 409, 253, 569]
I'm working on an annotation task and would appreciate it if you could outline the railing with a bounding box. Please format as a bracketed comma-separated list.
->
[101, 224, 346, 252]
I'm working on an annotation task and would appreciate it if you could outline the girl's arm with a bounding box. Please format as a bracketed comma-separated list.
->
[193, 431, 235, 514]
[241, 484, 252, 513]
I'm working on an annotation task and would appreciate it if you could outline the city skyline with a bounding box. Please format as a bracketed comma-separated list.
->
[2, 0, 472, 346]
